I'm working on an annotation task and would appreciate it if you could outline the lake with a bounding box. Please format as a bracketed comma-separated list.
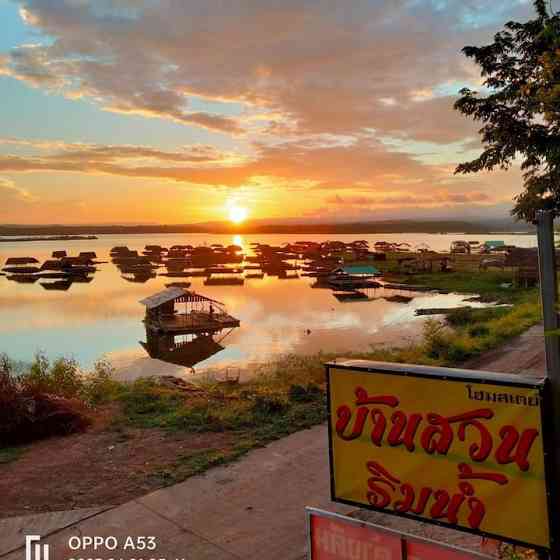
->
[0, 232, 537, 380]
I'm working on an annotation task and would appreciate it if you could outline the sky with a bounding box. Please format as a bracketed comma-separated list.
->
[0, 0, 537, 225]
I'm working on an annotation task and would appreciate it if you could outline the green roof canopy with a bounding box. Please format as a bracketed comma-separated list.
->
[341, 265, 380, 275]
[484, 240, 505, 248]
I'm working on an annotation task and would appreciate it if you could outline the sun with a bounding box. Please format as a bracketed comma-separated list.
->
[228, 205, 248, 224]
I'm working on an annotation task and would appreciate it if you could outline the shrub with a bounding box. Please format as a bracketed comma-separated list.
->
[0, 352, 91, 446]
[446, 307, 474, 326]
[423, 320, 452, 360]
[83, 359, 123, 405]
[468, 324, 490, 337]
[21, 353, 84, 398]
[288, 383, 322, 403]
[251, 395, 288, 416]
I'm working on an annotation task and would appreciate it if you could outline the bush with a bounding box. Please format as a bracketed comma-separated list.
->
[446, 307, 474, 326]
[83, 359, 123, 405]
[251, 395, 288, 416]
[0, 353, 91, 446]
[21, 353, 84, 398]
[288, 383, 322, 403]
[468, 324, 490, 337]
[423, 320, 452, 360]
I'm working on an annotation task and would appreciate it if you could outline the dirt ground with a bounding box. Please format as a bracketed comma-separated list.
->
[0, 407, 234, 519]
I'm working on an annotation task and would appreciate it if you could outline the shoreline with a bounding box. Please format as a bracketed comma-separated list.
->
[0, 230, 535, 237]
[0, 235, 97, 242]
[0, 271, 542, 520]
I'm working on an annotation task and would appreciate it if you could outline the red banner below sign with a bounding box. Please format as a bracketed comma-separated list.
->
[310, 513, 401, 559]
[308, 508, 490, 560]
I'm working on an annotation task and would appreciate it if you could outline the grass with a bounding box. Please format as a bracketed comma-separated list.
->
[0, 446, 26, 465]
[0, 270, 543, 486]
[394, 270, 537, 304]
[112, 379, 327, 485]
[149, 449, 231, 485]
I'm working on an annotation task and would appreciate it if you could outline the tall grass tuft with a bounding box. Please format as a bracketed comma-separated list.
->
[0, 353, 115, 446]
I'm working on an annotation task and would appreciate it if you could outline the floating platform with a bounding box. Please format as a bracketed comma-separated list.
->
[333, 290, 369, 301]
[204, 277, 244, 286]
[155, 311, 240, 333]
[383, 294, 414, 304]
[140, 287, 240, 335]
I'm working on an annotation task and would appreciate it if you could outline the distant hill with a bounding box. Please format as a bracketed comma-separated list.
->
[0, 219, 535, 236]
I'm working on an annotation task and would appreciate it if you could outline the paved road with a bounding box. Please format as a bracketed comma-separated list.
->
[1, 325, 545, 560]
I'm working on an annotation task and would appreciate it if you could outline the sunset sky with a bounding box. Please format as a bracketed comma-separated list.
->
[0, 0, 534, 225]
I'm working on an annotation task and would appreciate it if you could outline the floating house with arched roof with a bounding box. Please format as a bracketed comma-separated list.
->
[140, 288, 240, 335]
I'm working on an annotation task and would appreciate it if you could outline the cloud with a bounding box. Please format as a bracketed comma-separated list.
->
[0, 138, 249, 166]
[0, 0, 533, 141]
[0, 135, 520, 214]
[0, 135, 440, 189]
[0, 177, 36, 202]
[325, 190, 494, 209]
[0, 1, 536, 222]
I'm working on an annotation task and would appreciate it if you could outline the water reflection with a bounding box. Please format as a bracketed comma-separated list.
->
[40, 279, 74, 291]
[140, 330, 226, 369]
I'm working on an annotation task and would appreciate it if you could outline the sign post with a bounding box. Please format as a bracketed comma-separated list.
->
[536, 210, 560, 560]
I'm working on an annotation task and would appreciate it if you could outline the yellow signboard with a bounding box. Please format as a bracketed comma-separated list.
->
[327, 361, 550, 549]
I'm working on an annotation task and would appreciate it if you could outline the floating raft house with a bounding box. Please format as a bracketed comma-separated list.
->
[140, 287, 240, 334]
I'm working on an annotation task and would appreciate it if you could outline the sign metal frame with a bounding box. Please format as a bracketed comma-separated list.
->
[325, 360, 553, 553]
[306, 506, 495, 560]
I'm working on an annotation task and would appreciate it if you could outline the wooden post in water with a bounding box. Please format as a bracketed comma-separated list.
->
[536, 210, 560, 560]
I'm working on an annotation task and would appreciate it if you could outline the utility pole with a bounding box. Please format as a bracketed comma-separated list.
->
[536, 209, 560, 560]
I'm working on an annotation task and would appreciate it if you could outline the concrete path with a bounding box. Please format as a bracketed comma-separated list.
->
[464, 322, 545, 377]
[0, 508, 107, 557]
[1, 325, 545, 560]
[1, 425, 351, 560]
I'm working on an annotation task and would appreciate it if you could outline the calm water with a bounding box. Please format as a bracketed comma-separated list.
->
[0, 233, 537, 380]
